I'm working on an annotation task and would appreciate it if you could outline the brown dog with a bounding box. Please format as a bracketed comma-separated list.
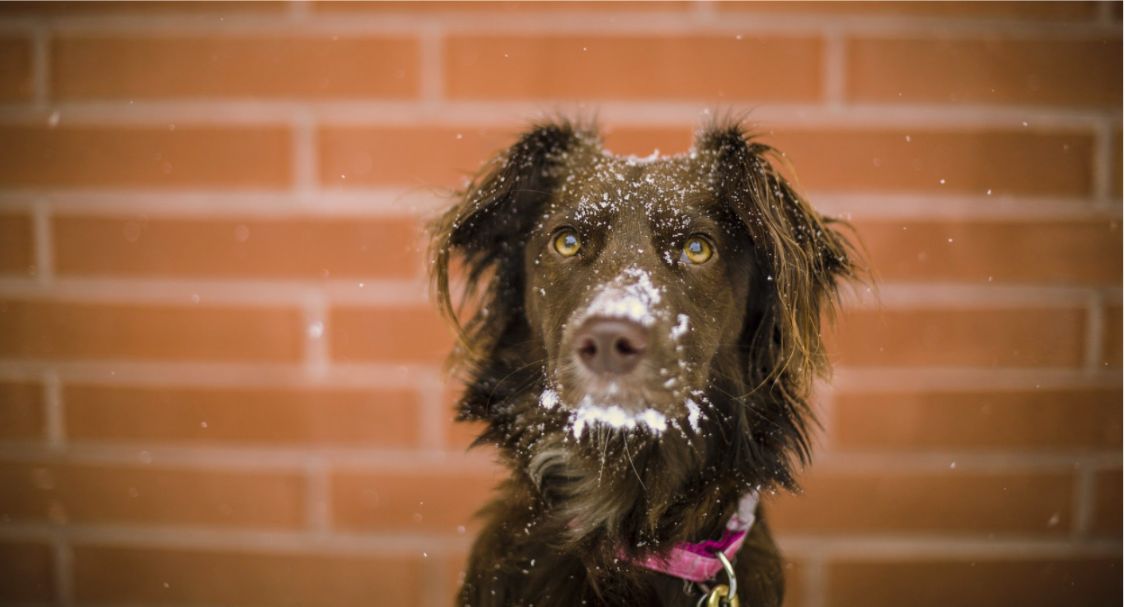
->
[431, 118, 857, 606]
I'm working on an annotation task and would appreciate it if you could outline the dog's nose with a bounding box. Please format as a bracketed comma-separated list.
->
[574, 317, 648, 375]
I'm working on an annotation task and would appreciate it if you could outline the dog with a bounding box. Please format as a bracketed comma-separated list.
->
[431, 118, 857, 607]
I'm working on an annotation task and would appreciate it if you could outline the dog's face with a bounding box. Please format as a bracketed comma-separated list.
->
[523, 152, 756, 437]
[432, 120, 854, 492]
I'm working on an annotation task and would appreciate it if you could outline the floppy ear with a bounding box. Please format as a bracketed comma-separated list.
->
[697, 123, 859, 475]
[430, 120, 591, 370]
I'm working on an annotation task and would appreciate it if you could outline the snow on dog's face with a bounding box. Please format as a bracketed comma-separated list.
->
[523, 151, 755, 439]
[432, 119, 855, 490]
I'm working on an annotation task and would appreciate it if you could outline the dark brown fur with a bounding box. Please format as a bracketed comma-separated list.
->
[430, 118, 858, 607]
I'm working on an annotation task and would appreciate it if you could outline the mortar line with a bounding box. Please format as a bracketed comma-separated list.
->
[30, 200, 54, 285]
[0, 360, 1117, 395]
[813, 451, 1122, 471]
[416, 367, 447, 452]
[1096, 0, 1117, 23]
[693, 0, 718, 20]
[1083, 289, 1106, 372]
[2, 522, 1119, 558]
[804, 555, 828, 607]
[812, 380, 836, 454]
[52, 534, 74, 607]
[301, 291, 330, 380]
[42, 369, 65, 451]
[288, 0, 312, 20]
[0, 442, 501, 470]
[0, 277, 430, 306]
[29, 23, 49, 107]
[0, 278, 1110, 309]
[1071, 464, 1096, 537]
[27, 12, 1123, 37]
[1091, 119, 1112, 201]
[292, 108, 317, 196]
[0, 190, 1120, 220]
[0, 439, 1114, 473]
[822, 28, 846, 109]
[304, 456, 332, 534]
[423, 554, 449, 607]
[778, 535, 1122, 559]
[0, 360, 451, 389]
[3, 523, 475, 555]
[0, 100, 1117, 129]
[419, 24, 444, 106]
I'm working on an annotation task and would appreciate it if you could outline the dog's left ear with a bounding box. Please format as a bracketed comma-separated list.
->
[697, 124, 859, 470]
[430, 120, 592, 364]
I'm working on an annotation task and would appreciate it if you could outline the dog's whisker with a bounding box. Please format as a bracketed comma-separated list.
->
[622, 435, 648, 493]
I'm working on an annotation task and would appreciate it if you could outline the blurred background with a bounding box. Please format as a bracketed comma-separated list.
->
[0, 1, 1121, 605]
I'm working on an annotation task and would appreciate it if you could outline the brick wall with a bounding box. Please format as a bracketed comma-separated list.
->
[0, 2, 1120, 606]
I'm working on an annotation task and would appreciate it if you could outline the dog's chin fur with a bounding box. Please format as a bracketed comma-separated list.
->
[431, 117, 858, 607]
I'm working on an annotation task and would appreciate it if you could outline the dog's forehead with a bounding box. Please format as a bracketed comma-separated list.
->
[551, 153, 714, 225]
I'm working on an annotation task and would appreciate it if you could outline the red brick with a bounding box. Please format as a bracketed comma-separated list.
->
[0, 36, 32, 102]
[599, 127, 1094, 199]
[0, 541, 54, 603]
[0, 299, 303, 362]
[53, 215, 423, 280]
[0, 460, 305, 527]
[444, 35, 823, 102]
[0, 1, 285, 15]
[330, 466, 502, 533]
[602, 125, 694, 158]
[832, 388, 1122, 452]
[317, 1, 692, 13]
[53, 35, 418, 100]
[329, 305, 452, 363]
[769, 469, 1075, 535]
[0, 380, 44, 441]
[847, 37, 1122, 107]
[65, 383, 420, 448]
[826, 557, 1121, 607]
[1091, 467, 1122, 536]
[73, 544, 420, 606]
[856, 219, 1122, 284]
[0, 125, 291, 189]
[0, 212, 34, 276]
[768, 129, 1095, 196]
[318, 125, 514, 188]
[321, 125, 1094, 197]
[1104, 304, 1122, 367]
[719, 1, 1101, 20]
[828, 307, 1087, 367]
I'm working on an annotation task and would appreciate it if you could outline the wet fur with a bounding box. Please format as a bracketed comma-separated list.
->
[431, 118, 857, 606]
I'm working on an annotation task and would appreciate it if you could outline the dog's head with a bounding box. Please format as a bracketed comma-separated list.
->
[432, 119, 856, 497]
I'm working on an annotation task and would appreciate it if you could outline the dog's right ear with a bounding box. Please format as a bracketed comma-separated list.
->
[430, 120, 591, 363]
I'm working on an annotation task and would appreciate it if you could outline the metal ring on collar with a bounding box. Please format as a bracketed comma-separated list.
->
[715, 550, 737, 600]
[696, 551, 740, 607]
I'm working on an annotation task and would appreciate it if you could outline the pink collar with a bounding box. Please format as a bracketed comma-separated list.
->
[627, 491, 759, 583]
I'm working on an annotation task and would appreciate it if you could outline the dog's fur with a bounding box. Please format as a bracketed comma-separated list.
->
[431, 118, 857, 607]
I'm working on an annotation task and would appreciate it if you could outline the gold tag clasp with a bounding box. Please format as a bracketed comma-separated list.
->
[705, 583, 740, 607]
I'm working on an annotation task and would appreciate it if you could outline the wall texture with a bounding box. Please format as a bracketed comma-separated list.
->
[0, 1, 1121, 606]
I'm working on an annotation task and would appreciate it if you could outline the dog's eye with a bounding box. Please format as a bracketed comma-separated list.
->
[681, 235, 714, 265]
[553, 229, 582, 257]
